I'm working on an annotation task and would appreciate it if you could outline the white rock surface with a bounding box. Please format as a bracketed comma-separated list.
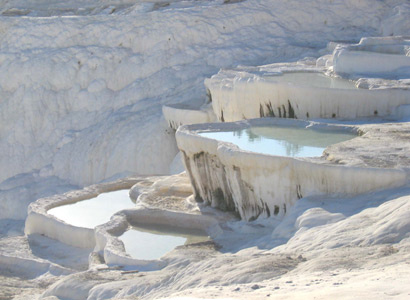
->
[205, 60, 410, 122]
[0, 0, 410, 299]
[333, 36, 410, 78]
[0, 171, 77, 220]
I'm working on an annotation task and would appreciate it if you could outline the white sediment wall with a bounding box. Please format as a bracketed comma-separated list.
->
[176, 119, 407, 221]
[162, 103, 216, 130]
[333, 50, 410, 78]
[25, 210, 96, 249]
[205, 71, 410, 122]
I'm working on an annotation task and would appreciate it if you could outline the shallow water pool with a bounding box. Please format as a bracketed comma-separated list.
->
[267, 72, 356, 89]
[119, 225, 210, 260]
[48, 190, 134, 228]
[199, 126, 355, 157]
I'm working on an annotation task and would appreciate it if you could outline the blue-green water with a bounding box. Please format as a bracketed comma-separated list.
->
[200, 126, 355, 157]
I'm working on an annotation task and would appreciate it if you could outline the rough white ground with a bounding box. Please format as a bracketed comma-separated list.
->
[0, 0, 410, 299]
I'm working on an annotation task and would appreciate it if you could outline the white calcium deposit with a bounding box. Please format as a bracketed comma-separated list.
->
[333, 36, 410, 78]
[0, 0, 410, 299]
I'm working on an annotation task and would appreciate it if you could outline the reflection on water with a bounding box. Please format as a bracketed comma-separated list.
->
[48, 190, 134, 228]
[200, 126, 355, 157]
[120, 224, 210, 260]
[267, 72, 356, 89]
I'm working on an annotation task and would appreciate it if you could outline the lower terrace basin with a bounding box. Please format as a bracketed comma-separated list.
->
[48, 189, 134, 229]
[205, 70, 410, 122]
[25, 178, 141, 248]
[176, 118, 407, 221]
[119, 224, 209, 260]
[25, 176, 222, 269]
[95, 205, 221, 270]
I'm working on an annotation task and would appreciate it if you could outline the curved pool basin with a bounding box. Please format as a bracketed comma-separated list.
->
[199, 125, 355, 157]
[48, 189, 134, 229]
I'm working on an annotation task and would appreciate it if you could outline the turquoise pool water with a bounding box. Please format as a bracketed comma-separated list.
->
[199, 126, 355, 157]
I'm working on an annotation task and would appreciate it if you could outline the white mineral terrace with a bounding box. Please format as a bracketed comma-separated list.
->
[24, 176, 222, 270]
[163, 54, 410, 132]
[205, 70, 410, 122]
[162, 38, 410, 131]
[176, 118, 407, 221]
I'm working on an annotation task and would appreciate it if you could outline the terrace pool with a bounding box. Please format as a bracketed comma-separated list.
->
[48, 190, 134, 228]
[119, 225, 210, 260]
[199, 126, 355, 157]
